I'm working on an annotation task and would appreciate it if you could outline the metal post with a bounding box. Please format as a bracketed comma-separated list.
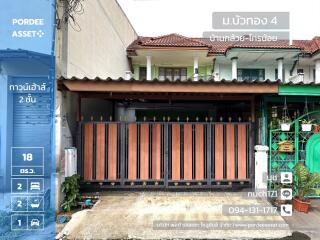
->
[206, 124, 212, 186]
[93, 123, 96, 180]
[77, 122, 83, 177]
[294, 120, 299, 163]
[120, 122, 126, 185]
[268, 129, 273, 191]
[249, 123, 255, 188]
[164, 124, 169, 187]
[261, 98, 268, 146]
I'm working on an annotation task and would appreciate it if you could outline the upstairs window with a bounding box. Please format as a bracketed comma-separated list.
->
[159, 67, 187, 81]
[297, 69, 304, 74]
[139, 67, 147, 80]
[237, 69, 265, 81]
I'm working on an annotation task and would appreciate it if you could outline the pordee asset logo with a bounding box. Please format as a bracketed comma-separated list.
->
[11, 18, 45, 38]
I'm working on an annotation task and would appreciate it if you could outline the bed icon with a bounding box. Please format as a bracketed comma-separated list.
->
[30, 182, 41, 191]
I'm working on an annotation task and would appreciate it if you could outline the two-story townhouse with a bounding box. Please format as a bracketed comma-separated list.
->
[60, 33, 320, 191]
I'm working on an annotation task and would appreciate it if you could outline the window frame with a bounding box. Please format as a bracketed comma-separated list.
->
[237, 68, 265, 81]
[297, 68, 304, 74]
[139, 67, 147, 80]
[159, 67, 188, 81]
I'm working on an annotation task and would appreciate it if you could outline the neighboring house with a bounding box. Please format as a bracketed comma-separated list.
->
[59, 32, 320, 190]
[127, 34, 320, 84]
[56, 0, 137, 79]
[55, 0, 137, 206]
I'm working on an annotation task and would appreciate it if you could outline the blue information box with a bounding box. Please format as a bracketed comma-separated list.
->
[0, 0, 56, 238]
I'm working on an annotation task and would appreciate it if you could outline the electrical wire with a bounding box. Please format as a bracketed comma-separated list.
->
[56, 0, 85, 32]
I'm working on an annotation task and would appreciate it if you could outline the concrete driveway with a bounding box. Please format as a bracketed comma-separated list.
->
[57, 191, 292, 240]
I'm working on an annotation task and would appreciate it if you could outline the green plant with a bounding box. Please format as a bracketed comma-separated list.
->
[294, 163, 320, 201]
[269, 117, 280, 129]
[280, 116, 291, 123]
[300, 119, 315, 124]
[61, 174, 81, 212]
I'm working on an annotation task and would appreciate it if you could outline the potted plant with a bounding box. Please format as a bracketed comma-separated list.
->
[301, 119, 314, 132]
[293, 163, 320, 213]
[280, 116, 291, 131]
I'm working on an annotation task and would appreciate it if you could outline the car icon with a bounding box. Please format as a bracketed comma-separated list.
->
[30, 182, 41, 191]
[30, 219, 40, 227]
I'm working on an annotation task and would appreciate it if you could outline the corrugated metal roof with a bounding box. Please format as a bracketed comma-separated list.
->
[60, 76, 282, 84]
[0, 49, 51, 58]
[60, 77, 320, 85]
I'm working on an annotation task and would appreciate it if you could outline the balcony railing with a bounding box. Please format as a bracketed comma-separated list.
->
[154, 74, 215, 81]
[189, 74, 214, 81]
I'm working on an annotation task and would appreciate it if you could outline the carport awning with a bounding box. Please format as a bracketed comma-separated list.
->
[279, 84, 320, 96]
[60, 77, 279, 94]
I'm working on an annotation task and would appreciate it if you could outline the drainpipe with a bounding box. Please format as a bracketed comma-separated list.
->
[146, 56, 152, 81]
[277, 57, 284, 81]
[231, 57, 238, 80]
[214, 63, 220, 81]
[212, 57, 220, 81]
[315, 59, 320, 84]
[290, 59, 298, 76]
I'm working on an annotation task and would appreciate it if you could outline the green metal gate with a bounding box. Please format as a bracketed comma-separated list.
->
[269, 110, 320, 196]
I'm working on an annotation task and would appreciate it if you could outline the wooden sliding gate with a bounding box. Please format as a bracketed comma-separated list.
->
[78, 121, 254, 189]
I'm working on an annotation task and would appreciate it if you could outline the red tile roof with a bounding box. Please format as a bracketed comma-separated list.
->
[140, 33, 208, 47]
[293, 37, 320, 54]
[197, 38, 299, 54]
[127, 34, 320, 55]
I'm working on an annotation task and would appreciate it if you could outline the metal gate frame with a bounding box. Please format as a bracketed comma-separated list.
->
[77, 121, 254, 190]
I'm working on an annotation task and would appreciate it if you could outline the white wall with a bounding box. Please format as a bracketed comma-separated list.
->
[56, 91, 79, 171]
[292, 64, 315, 83]
[57, 0, 137, 79]
[54, 0, 137, 206]
[219, 64, 232, 80]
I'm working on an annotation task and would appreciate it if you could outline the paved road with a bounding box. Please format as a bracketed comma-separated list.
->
[57, 191, 292, 239]
[283, 200, 320, 240]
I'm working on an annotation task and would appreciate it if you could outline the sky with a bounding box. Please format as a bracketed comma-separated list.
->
[117, 0, 320, 40]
